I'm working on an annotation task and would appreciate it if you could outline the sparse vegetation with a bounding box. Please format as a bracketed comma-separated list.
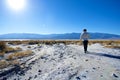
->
[104, 45, 120, 49]
[5, 47, 22, 53]
[37, 43, 40, 46]
[0, 41, 6, 52]
[0, 41, 23, 56]
[88, 40, 120, 49]
[0, 52, 5, 57]
[28, 40, 39, 45]
[0, 40, 120, 69]
[0, 60, 9, 69]
[9, 60, 20, 65]
[0, 41, 6, 56]
[28, 46, 31, 48]
[0, 59, 20, 69]
[8, 41, 22, 45]
[7, 50, 33, 60]
[4, 40, 120, 47]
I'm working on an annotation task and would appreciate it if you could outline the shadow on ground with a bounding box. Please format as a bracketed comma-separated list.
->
[87, 52, 120, 59]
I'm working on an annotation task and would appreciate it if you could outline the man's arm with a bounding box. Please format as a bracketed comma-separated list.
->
[80, 33, 83, 40]
[88, 33, 90, 39]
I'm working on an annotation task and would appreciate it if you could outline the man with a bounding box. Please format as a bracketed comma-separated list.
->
[80, 29, 90, 53]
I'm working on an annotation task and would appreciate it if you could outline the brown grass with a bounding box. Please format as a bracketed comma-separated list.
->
[0, 40, 120, 69]
[0, 52, 5, 56]
[0, 41, 6, 56]
[5, 47, 22, 53]
[0, 41, 6, 52]
[0, 46, 22, 57]
[0, 60, 9, 69]
[9, 60, 20, 65]
[0, 60, 20, 69]
[89, 40, 120, 49]
[7, 50, 33, 60]
[27, 46, 31, 48]
[5, 40, 82, 45]
[4, 40, 120, 49]
[3, 40, 120, 45]
[104, 45, 120, 49]
[8, 41, 22, 45]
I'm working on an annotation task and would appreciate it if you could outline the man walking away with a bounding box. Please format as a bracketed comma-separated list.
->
[80, 29, 90, 53]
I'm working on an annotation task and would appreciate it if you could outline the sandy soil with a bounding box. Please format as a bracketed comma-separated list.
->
[0, 43, 120, 80]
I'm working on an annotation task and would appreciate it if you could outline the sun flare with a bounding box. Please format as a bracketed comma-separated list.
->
[7, 0, 26, 11]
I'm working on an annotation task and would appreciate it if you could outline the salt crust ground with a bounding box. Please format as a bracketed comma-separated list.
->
[3, 43, 120, 80]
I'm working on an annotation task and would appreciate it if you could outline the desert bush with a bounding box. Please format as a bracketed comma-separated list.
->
[104, 45, 120, 49]
[5, 47, 22, 53]
[8, 41, 22, 45]
[0, 60, 20, 69]
[9, 60, 20, 65]
[0, 42, 6, 56]
[0, 41, 6, 52]
[0, 52, 5, 57]
[28, 46, 31, 48]
[7, 50, 33, 60]
[45, 41, 53, 45]
[28, 41, 35, 45]
[5, 47, 15, 53]
[15, 47, 22, 51]
[0, 60, 9, 69]
[4, 40, 120, 46]
[37, 43, 40, 46]
[88, 40, 120, 46]
[28, 40, 39, 45]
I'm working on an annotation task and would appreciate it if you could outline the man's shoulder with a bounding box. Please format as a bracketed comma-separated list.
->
[81, 32, 89, 35]
[86, 32, 89, 34]
[84, 32, 89, 34]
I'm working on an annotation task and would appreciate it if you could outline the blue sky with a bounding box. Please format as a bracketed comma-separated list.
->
[0, 0, 120, 35]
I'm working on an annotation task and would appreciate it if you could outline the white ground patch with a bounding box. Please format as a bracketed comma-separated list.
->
[4, 43, 120, 80]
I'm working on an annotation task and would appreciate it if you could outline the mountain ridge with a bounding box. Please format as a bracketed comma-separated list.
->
[0, 32, 120, 39]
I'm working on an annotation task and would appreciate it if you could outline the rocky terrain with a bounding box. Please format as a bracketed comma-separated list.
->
[0, 43, 120, 80]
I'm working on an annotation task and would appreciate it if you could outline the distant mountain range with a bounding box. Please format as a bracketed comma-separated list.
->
[0, 33, 120, 39]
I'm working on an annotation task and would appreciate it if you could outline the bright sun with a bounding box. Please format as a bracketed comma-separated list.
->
[7, 0, 26, 11]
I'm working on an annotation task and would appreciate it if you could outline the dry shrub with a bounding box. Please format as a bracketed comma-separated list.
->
[0, 60, 20, 69]
[0, 42, 6, 56]
[7, 55, 13, 60]
[7, 40, 83, 45]
[0, 60, 9, 69]
[8, 41, 22, 45]
[13, 47, 22, 52]
[9, 60, 20, 65]
[8, 41, 29, 45]
[37, 43, 41, 46]
[104, 45, 120, 49]
[15, 47, 22, 51]
[5, 47, 22, 53]
[28, 46, 31, 48]
[88, 40, 120, 46]
[5, 47, 15, 53]
[7, 50, 33, 60]
[28, 40, 39, 45]
[0, 52, 5, 57]
[45, 41, 53, 45]
[0, 41, 6, 52]
[4, 40, 120, 46]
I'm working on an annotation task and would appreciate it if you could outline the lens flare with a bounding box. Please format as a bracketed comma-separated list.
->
[7, 0, 26, 11]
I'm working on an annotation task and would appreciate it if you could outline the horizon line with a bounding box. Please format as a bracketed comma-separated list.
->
[0, 32, 120, 35]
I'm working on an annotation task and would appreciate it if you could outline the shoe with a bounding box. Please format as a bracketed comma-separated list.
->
[85, 51, 88, 53]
